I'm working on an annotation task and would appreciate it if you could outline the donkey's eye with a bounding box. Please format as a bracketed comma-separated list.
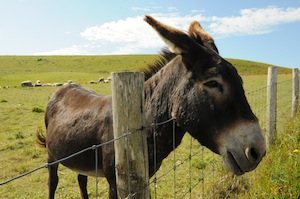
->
[204, 80, 223, 93]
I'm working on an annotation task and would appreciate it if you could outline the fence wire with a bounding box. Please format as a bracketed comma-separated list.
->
[0, 133, 128, 186]
[0, 73, 297, 199]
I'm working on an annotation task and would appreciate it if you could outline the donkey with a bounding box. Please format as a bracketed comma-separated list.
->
[37, 15, 266, 199]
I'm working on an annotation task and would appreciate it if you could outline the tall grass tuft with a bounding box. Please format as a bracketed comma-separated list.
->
[15, 131, 24, 139]
[32, 107, 44, 113]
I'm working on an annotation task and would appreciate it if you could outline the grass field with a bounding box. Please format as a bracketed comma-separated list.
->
[0, 55, 299, 198]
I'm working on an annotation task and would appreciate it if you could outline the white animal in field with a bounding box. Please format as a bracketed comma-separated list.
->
[21, 80, 33, 87]
[63, 80, 74, 86]
[89, 77, 106, 84]
[34, 80, 42, 87]
[53, 83, 63, 86]
[43, 83, 53, 87]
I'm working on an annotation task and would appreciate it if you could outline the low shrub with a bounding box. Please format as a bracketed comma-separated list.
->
[32, 107, 44, 113]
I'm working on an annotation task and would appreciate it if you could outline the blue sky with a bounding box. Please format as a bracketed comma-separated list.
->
[1, 0, 300, 68]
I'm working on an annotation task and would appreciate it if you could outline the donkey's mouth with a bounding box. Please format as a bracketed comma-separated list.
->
[225, 151, 245, 175]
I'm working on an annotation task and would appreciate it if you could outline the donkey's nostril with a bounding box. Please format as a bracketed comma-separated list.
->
[250, 148, 259, 160]
[245, 147, 259, 162]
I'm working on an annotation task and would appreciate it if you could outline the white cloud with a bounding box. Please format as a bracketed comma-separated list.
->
[79, 7, 300, 55]
[80, 13, 207, 54]
[35, 6, 300, 55]
[208, 7, 300, 37]
[80, 15, 163, 54]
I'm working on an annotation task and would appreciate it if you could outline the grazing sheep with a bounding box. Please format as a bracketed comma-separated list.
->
[89, 77, 107, 84]
[21, 80, 33, 87]
[53, 83, 63, 86]
[34, 80, 42, 87]
[63, 80, 74, 86]
[43, 83, 53, 87]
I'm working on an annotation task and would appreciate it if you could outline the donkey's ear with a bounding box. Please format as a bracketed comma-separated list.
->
[188, 21, 219, 54]
[144, 15, 197, 55]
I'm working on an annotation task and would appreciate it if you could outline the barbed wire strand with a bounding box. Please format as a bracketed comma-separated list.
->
[94, 145, 99, 198]
[152, 125, 158, 199]
[212, 151, 215, 196]
[201, 146, 205, 198]
[189, 136, 193, 199]
[173, 119, 177, 199]
[125, 127, 132, 199]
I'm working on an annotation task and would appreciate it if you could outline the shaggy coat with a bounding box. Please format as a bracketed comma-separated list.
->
[37, 15, 266, 199]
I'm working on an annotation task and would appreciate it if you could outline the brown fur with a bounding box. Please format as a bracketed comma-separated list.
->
[188, 21, 219, 53]
[38, 16, 266, 199]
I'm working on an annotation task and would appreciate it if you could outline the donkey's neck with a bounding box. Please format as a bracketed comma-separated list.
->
[144, 55, 187, 121]
[144, 55, 187, 176]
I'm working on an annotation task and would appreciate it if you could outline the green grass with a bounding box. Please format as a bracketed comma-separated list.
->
[0, 55, 298, 198]
[227, 58, 291, 76]
[0, 55, 291, 88]
[0, 55, 158, 87]
[235, 113, 300, 199]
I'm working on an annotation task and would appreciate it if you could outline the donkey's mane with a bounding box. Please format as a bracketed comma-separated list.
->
[139, 32, 206, 81]
[140, 48, 176, 80]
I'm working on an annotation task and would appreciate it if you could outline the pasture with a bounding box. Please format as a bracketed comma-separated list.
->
[0, 55, 299, 198]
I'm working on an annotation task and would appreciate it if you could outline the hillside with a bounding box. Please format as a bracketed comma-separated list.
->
[227, 58, 291, 76]
[0, 55, 298, 198]
[0, 55, 157, 74]
[0, 55, 291, 78]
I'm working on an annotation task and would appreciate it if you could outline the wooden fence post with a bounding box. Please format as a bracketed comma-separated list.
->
[266, 66, 277, 147]
[292, 68, 299, 118]
[111, 71, 150, 199]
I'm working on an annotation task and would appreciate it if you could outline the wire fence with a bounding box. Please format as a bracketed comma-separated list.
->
[0, 69, 298, 198]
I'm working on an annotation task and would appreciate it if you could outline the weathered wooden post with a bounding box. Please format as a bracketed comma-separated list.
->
[266, 66, 277, 147]
[292, 68, 299, 118]
[111, 71, 150, 199]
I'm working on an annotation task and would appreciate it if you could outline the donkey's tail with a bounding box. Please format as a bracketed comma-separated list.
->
[36, 126, 46, 148]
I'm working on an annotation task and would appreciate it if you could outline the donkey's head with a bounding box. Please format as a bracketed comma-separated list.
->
[145, 15, 266, 175]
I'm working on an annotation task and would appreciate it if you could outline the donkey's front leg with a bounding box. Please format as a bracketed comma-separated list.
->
[105, 169, 117, 199]
[78, 174, 88, 199]
[109, 180, 117, 199]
